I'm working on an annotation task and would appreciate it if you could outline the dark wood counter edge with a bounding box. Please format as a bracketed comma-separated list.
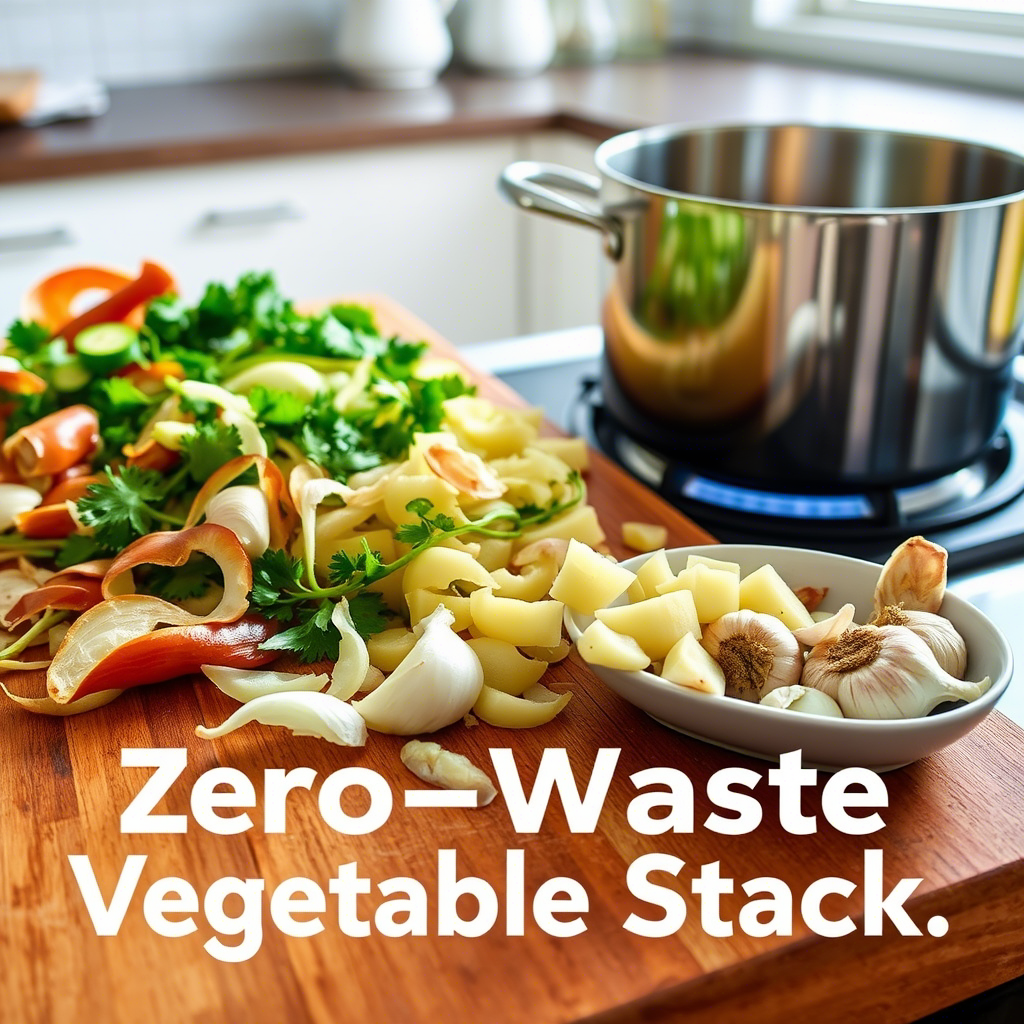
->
[579, 859, 1024, 1024]
[0, 112, 569, 185]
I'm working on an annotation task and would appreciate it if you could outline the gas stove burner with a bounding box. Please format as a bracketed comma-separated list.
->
[578, 378, 1024, 567]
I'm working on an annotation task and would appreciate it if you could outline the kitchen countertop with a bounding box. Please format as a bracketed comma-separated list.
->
[2, 52, 1024, 184]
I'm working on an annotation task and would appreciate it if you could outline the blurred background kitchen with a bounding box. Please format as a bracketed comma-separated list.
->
[1, 0, 1022, 346]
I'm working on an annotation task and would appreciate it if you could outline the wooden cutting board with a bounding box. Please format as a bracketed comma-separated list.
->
[2, 298, 1023, 1024]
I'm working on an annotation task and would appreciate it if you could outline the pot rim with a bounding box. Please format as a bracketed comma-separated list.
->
[594, 120, 1024, 217]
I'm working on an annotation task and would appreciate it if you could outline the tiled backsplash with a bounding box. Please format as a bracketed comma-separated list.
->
[0, 0, 692, 87]
[0, 0, 340, 84]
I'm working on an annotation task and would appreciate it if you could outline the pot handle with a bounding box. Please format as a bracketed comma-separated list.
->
[499, 161, 623, 259]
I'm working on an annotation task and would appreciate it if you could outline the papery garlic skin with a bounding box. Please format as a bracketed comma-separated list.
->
[873, 536, 947, 615]
[802, 624, 990, 719]
[872, 604, 967, 678]
[701, 610, 802, 702]
[204, 485, 271, 559]
[351, 605, 483, 734]
[760, 685, 844, 718]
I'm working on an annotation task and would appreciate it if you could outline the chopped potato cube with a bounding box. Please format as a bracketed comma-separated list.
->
[634, 549, 674, 600]
[366, 628, 418, 673]
[577, 620, 650, 671]
[662, 632, 726, 695]
[622, 522, 669, 553]
[490, 560, 558, 603]
[595, 590, 700, 661]
[406, 589, 472, 632]
[467, 637, 547, 695]
[738, 564, 814, 629]
[685, 553, 742, 576]
[403, 546, 493, 593]
[549, 538, 636, 614]
[517, 504, 606, 549]
[469, 588, 565, 647]
[656, 564, 740, 622]
[532, 437, 590, 471]
[473, 684, 571, 728]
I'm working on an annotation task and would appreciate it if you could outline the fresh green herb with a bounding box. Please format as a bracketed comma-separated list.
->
[85, 376, 160, 456]
[179, 421, 243, 483]
[260, 600, 340, 663]
[75, 466, 184, 549]
[145, 553, 220, 602]
[248, 385, 306, 427]
[247, 475, 584, 661]
[54, 533, 110, 569]
[3, 319, 51, 361]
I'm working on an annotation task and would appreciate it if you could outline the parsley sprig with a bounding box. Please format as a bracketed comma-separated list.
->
[247, 476, 583, 662]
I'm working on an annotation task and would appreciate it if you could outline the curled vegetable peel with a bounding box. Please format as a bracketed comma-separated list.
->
[185, 455, 296, 552]
[47, 525, 255, 704]
[2, 405, 100, 478]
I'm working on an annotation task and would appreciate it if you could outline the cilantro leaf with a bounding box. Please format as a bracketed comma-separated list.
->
[347, 592, 390, 639]
[75, 467, 168, 549]
[4, 319, 51, 360]
[55, 533, 111, 570]
[260, 601, 339, 663]
[329, 303, 378, 336]
[145, 554, 219, 602]
[86, 377, 158, 457]
[249, 549, 305, 619]
[179, 421, 243, 483]
[248, 385, 306, 426]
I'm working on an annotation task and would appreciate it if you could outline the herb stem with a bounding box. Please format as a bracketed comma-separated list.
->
[0, 609, 69, 661]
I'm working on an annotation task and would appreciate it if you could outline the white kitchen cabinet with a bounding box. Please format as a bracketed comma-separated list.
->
[518, 132, 606, 335]
[0, 137, 523, 344]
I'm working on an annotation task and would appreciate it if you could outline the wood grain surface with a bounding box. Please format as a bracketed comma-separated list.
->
[2, 298, 1023, 1024]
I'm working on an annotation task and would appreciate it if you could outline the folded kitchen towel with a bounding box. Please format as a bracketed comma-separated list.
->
[18, 77, 109, 126]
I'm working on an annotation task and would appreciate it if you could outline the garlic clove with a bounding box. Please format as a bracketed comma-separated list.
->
[195, 690, 367, 746]
[326, 600, 371, 700]
[201, 665, 328, 703]
[351, 605, 483, 735]
[793, 603, 856, 647]
[873, 536, 947, 616]
[760, 684, 844, 718]
[204, 485, 271, 559]
[400, 740, 497, 805]
[871, 604, 967, 678]
[700, 609, 802, 702]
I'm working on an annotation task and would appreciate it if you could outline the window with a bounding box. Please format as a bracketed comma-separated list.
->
[700, 0, 1024, 91]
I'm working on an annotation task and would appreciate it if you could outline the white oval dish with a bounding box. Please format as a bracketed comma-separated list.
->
[563, 544, 1013, 772]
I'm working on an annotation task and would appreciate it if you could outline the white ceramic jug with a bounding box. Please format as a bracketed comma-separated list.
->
[334, 0, 457, 89]
[454, 0, 556, 77]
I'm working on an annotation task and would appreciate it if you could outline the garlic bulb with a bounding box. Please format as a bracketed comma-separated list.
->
[700, 610, 802, 702]
[351, 605, 483, 734]
[872, 604, 967, 678]
[760, 685, 844, 718]
[204, 485, 271, 559]
[874, 535, 947, 615]
[802, 624, 990, 719]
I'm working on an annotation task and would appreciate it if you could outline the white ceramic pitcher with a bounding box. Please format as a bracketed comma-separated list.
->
[334, 0, 457, 89]
[454, 0, 556, 77]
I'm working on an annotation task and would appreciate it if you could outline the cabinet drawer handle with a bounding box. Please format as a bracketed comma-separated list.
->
[196, 202, 303, 229]
[0, 226, 75, 254]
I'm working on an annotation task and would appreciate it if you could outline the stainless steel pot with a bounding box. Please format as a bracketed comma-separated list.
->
[500, 124, 1024, 487]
